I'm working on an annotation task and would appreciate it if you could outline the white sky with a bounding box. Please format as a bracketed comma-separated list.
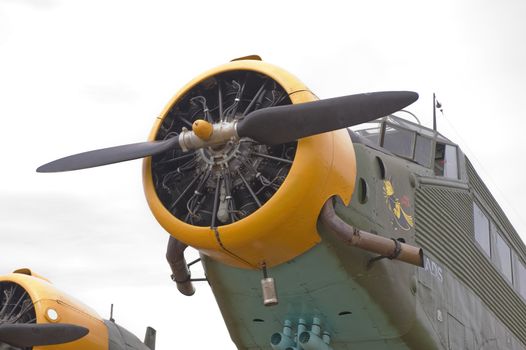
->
[1, 0, 525, 349]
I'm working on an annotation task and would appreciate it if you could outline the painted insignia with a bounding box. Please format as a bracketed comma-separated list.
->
[383, 179, 414, 231]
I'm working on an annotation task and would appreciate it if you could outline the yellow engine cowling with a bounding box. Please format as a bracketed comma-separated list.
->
[143, 59, 357, 269]
[0, 269, 108, 350]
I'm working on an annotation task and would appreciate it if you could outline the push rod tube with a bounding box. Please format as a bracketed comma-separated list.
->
[166, 236, 196, 296]
[320, 199, 423, 267]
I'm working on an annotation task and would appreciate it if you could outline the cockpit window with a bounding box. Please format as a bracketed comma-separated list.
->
[380, 124, 434, 168]
[414, 135, 433, 168]
[382, 125, 415, 159]
[352, 115, 458, 172]
[355, 126, 381, 144]
[434, 143, 458, 179]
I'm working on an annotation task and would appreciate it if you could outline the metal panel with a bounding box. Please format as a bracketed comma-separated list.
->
[447, 314, 465, 350]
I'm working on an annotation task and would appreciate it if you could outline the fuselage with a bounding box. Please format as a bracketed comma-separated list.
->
[203, 117, 526, 350]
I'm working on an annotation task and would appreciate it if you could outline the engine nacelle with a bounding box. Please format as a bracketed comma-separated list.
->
[143, 58, 357, 269]
[0, 269, 155, 350]
[0, 269, 107, 350]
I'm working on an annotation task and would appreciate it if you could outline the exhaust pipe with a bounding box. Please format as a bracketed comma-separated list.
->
[166, 236, 195, 296]
[270, 320, 295, 350]
[298, 331, 333, 350]
[320, 199, 423, 267]
[298, 318, 332, 350]
[271, 333, 296, 350]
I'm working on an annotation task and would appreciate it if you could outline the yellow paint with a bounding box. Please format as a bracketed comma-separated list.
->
[383, 179, 394, 197]
[13, 268, 52, 283]
[143, 59, 357, 268]
[403, 210, 414, 227]
[192, 119, 213, 140]
[383, 179, 414, 231]
[1, 272, 108, 350]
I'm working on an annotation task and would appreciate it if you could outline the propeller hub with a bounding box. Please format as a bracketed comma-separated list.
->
[196, 139, 268, 184]
[177, 120, 238, 152]
[192, 119, 214, 141]
[197, 140, 240, 167]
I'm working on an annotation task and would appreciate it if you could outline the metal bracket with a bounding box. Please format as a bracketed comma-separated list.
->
[186, 258, 208, 283]
[366, 238, 403, 269]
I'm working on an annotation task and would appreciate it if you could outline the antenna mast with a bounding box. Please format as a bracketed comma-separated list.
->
[433, 93, 437, 131]
[433, 93, 442, 132]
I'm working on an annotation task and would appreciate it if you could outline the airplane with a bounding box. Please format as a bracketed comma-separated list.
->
[34, 55, 526, 349]
[0, 269, 156, 350]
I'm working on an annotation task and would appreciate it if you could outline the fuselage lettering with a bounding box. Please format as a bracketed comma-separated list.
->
[424, 256, 443, 283]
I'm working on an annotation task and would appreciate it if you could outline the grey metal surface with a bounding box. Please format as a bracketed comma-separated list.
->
[200, 127, 526, 350]
[203, 240, 415, 350]
[466, 158, 526, 258]
[144, 327, 156, 350]
[105, 320, 152, 350]
[415, 173, 526, 346]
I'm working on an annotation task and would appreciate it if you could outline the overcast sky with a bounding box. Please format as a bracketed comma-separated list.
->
[1, 0, 526, 349]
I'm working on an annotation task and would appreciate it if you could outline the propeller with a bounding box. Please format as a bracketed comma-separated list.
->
[37, 91, 418, 173]
[0, 323, 89, 347]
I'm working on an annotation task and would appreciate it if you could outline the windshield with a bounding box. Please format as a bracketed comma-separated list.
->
[352, 115, 449, 168]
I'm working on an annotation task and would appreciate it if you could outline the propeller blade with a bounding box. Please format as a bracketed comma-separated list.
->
[0, 323, 89, 347]
[237, 91, 419, 144]
[37, 137, 180, 173]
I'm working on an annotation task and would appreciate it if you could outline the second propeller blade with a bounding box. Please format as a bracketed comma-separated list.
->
[0, 323, 89, 347]
[237, 91, 419, 144]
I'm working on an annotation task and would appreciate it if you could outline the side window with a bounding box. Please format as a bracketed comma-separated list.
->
[494, 230, 513, 283]
[517, 260, 526, 300]
[473, 202, 491, 257]
[414, 135, 433, 167]
[434, 143, 458, 179]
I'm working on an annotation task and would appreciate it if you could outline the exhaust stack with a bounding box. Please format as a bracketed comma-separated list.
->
[320, 199, 423, 267]
[270, 320, 295, 350]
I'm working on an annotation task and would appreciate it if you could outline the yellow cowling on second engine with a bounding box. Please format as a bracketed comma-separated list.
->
[0, 269, 107, 350]
[143, 59, 357, 269]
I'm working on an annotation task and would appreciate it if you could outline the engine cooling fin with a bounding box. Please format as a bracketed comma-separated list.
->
[152, 70, 297, 228]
